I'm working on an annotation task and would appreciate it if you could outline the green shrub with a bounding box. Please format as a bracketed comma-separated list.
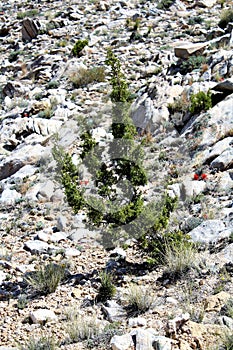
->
[189, 90, 212, 116]
[126, 284, 154, 315]
[157, 0, 175, 10]
[70, 66, 105, 88]
[218, 9, 233, 29]
[188, 16, 204, 25]
[55, 51, 147, 247]
[71, 39, 88, 57]
[17, 9, 39, 19]
[25, 262, 66, 295]
[138, 194, 179, 263]
[180, 55, 207, 74]
[96, 272, 116, 302]
[19, 336, 57, 350]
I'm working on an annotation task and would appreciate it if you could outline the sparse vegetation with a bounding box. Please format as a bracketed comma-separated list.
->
[19, 336, 57, 350]
[66, 316, 100, 343]
[126, 284, 154, 315]
[218, 9, 233, 29]
[71, 39, 88, 57]
[17, 9, 39, 19]
[24, 262, 66, 295]
[96, 272, 116, 302]
[157, 0, 175, 10]
[180, 55, 207, 74]
[164, 239, 198, 277]
[69, 66, 105, 88]
[189, 90, 212, 116]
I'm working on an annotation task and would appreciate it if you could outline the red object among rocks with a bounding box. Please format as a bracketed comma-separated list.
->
[193, 173, 199, 180]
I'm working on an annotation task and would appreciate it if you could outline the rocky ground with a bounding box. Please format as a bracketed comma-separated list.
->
[0, 0, 233, 349]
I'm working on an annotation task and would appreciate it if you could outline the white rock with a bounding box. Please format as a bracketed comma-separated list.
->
[110, 333, 133, 350]
[29, 309, 57, 324]
[0, 188, 21, 205]
[189, 220, 230, 244]
[128, 317, 147, 327]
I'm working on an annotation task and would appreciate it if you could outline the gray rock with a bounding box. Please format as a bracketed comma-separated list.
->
[0, 144, 46, 180]
[22, 18, 39, 41]
[68, 228, 98, 241]
[110, 333, 133, 350]
[196, 0, 217, 7]
[152, 336, 172, 350]
[218, 315, 233, 330]
[189, 220, 230, 244]
[213, 78, 233, 92]
[202, 137, 233, 164]
[210, 148, 233, 171]
[57, 215, 67, 231]
[29, 309, 57, 324]
[217, 243, 233, 264]
[24, 240, 49, 254]
[217, 171, 233, 191]
[102, 300, 127, 322]
[37, 180, 55, 201]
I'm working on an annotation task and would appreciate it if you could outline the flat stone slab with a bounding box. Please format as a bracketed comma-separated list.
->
[174, 42, 207, 58]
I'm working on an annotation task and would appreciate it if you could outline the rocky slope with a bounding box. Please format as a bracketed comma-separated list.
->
[0, 0, 233, 349]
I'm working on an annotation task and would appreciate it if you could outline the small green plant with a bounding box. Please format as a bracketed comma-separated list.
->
[71, 39, 88, 57]
[213, 268, 231, 294]
[189, 90, 212, 116]
[188, 16, 204, 25]
[126, 284, 154, 315]
[17, 294, 29, 310]
[25, 262, 66, 295]
[180, 55, 207, 74]
[46, 80, 59, 89]
[157, 0, 175, 10]
[69, 66, 105, 88]
[218, 9, 233, 29]
[19, 336, 57, 350]
[96, 272, 116, 302]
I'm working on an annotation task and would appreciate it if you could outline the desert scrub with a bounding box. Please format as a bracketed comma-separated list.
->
[180, 55, 207, 74]
[69, 66, 105, 88]
[125, 284, 154, 315]
[25, 262, 66, 295]
[71, 39, 88, 57]
[189, 90, 212, 116]
[96, 271, 116, 302]
[157, 0, 175, 10]
[164, 239, 198, 277]
[66, 316, 100, 343]
[86, 322, 123, 349]
[19, 336, 57, 350]
[218, 9, 233, 29]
